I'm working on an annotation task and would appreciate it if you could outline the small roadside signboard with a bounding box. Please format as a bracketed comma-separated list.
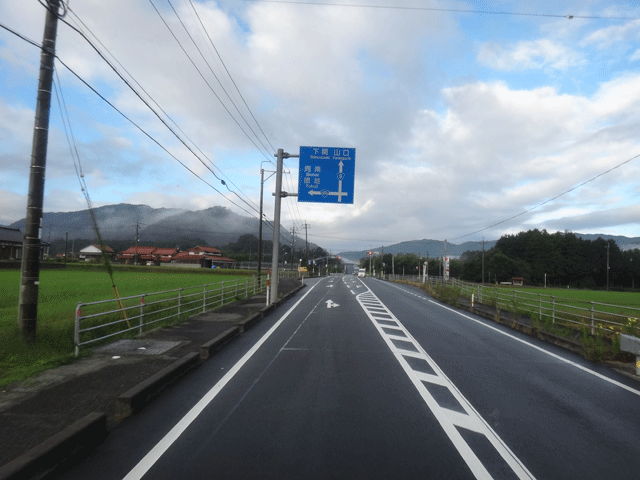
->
[298, 146, 355, 204]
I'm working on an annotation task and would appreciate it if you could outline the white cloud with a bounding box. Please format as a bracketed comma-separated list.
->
[477, 39, 585, 71]
[581, 18, 640, 49]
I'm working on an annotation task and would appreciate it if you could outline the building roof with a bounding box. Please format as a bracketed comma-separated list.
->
[191, 245, 222, 255]
[212, 256, 236, 264]
[0, 226, 23, 243]
[80, 244, 115, 254]
[153, 248, 177, 256]
[120, 246, 157, 255]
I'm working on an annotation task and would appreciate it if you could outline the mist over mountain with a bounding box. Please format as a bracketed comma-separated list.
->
[7, 203, 306, 249]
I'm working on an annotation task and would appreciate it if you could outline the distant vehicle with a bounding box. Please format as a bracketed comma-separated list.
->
[358, 268, 366, 277]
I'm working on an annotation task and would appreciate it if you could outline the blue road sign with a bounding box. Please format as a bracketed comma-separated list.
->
[298, 146, 356, 204]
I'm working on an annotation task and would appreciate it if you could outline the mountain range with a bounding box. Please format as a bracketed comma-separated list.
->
[336, 234, 640, 263]
[8, 203, 308, 249]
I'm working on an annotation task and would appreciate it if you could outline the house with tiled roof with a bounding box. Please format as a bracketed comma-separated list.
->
[117, 246, 157, 264]
[153, 247, 178, 263]
[78, 244, 115, 262]
[171, 246, 235, 268]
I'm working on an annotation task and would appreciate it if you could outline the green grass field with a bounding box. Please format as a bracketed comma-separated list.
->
[0, 267, 254, 387]
[514, 286, 640, 309]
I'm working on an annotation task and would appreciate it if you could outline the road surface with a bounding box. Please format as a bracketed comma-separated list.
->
[51, 276, 640, 479]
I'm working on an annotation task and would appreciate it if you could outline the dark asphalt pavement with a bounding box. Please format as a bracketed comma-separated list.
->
[44, 276, 640, 479]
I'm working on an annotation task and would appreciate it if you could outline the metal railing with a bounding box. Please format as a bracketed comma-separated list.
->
[74, 276, 271, 356]
[391, 276, 640, 338]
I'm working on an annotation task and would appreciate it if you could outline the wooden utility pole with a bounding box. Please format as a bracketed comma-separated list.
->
[18, 0, 61, 340]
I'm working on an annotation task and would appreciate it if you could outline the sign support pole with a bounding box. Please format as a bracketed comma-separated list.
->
[270, 149, 298, 304]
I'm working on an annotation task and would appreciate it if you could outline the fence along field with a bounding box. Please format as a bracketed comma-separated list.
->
[0, 267, 260, 387]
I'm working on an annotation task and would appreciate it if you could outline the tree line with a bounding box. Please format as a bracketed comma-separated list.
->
[361, 230, 640, 289]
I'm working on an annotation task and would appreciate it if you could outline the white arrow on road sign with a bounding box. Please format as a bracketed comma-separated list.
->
[325, 300, 340, 308]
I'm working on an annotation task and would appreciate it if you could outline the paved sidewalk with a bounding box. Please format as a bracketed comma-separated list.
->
[0, 276, 304, 478]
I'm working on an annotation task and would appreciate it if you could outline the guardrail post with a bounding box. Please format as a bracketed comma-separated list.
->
[203, 285, 207, 312]
[74, 302, 82, 357]
[552, 296, 555, 324]
[590, 301, 595, 335]
[235, 279, 238, 298]
[178, 288, 182, 317]
[539, 294, 542, 320]
[140, 295, 145, 335]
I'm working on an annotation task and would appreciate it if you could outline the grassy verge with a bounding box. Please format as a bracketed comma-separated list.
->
[396, 279, 635, 364]
[0, 267, 256, 387]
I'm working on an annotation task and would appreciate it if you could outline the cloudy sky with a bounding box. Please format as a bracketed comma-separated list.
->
[1, 0, 640, 254]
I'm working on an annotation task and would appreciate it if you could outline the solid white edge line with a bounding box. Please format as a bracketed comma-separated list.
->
[428, 299, 640, 397]
[122, 281, 320, 480]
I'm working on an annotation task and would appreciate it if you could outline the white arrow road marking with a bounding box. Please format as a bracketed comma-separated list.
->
[325, 300, 340, 308]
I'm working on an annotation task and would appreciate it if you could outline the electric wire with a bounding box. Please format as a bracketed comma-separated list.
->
[186, 0, 277, 153]
[0, 21, 41, 48]
[64, 9, 258, 212]
[449, 152, 640, 242]
[56, 10, 263, 217]
[147, 0, 272, 163]
[238, 0, 640, 20]
[164, 0, 273, 157]
[54, 56, 258, 218]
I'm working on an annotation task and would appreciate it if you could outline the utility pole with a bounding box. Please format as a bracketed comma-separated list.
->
[607, 241, 610, 291]
[64, 232, 68, 264]
[270, 149, 298, 304]
[482, 238, 485, 284]
[258, 168, 265, 284]
[135, 222, 140, 265]
[303, 222, 310, 264]
[18, 0, 61, 340]
[290, 226, 296, 269]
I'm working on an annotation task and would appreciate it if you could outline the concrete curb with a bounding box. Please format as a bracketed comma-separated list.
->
[116, 352, 200, 419]
[200, 327, 240, 359]
[238, 313, 263, 333]
[0, 412, 106, 480]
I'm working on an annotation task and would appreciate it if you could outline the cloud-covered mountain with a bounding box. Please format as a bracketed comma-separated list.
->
[8, 203, 304, 248]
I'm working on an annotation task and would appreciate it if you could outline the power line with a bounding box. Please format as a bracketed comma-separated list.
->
[57, 8, 263, 217]
[186, 0, 277, 154]
[0, 21, 42, 48]
[238, 0, 640, 20]
[54, 55, 258, 218]
[65, 9, 254, 205]
[449, 152, 640, 241]
[147, 0, 272, 162]
[164, 0, 273, 156]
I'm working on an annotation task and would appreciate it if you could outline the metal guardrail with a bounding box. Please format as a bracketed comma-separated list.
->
[74, 276, 272, 356]
[390, 276, 640, 338]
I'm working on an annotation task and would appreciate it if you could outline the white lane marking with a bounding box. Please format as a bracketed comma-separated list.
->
[123, 282, 320, 480]
[356, 288, 535, 480]
[429, 300, 640, 397]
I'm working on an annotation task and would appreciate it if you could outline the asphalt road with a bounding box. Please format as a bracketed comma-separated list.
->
[50, 276, 640, 479]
